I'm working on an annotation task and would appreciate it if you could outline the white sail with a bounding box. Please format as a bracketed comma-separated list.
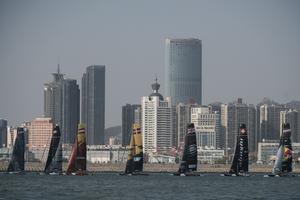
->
[272, 145, 283, 175]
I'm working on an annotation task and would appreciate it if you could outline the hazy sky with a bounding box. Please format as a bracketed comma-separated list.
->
[1, 0, 300, 128]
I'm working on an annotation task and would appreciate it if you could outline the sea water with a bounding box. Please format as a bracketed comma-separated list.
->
[0, 173, 299, 200]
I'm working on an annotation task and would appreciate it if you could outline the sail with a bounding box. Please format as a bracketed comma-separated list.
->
[178, 123, 197, 173]
[272, 123, 293, 175]
[7, 127, 25, 172]
[229, 124, 249, 174]
[44, 125, 62, 174]
[66, 123, 86, 174]
[124, 123, 143, 174]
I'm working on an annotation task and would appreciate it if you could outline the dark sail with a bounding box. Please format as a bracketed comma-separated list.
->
[44, 125, 62, 174]
[229, 124, 249, 175]
[178, 123, 197, 173]
[272, 123, 293, 175]
[66, 124, 86, 174]
[7, 127, 25, 172]
[125, 123, 143, 174]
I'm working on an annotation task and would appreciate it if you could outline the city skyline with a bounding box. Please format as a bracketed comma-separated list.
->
[1, 0, 300, 127]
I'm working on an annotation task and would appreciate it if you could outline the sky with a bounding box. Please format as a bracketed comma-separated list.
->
[0, 0, 300, 128]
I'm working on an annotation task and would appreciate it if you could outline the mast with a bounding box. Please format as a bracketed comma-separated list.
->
[178, 123, 197, 173]
[44, 125, 62, 174]
[229, 124, 248, 174]
[7, 127, 25, 172]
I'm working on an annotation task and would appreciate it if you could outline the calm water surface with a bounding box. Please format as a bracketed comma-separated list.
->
[0, 173, 299, 200]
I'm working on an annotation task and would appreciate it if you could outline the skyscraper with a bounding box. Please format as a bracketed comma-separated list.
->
[0, 119, 8, 147]
[81, 65, 105, 145]
[221, 98, 256, 155]
[280, 109, 299, 142]
[122, 104, 141, 146]
[44, 65, 64, 127]
[142, 79, 173, 154]
[44, 66, 80, 144]
[165, 38, 202, 105]
[62, 79, 80, 144]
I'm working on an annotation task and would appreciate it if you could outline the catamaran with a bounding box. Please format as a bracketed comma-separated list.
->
[264, 123, 293, 177]
[222, 124, 249, 177]
[173, 123, 200, 176]
[44, 125, 62, 175]
[120, 123, 147, 176]
[7, 127, 25, 174]
[66, 123, 87, 176]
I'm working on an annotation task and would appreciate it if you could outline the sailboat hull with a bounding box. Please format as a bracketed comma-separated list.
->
[172, 172, 202, 176]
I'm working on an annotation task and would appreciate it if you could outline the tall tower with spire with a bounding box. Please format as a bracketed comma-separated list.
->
[141, 78, 173, 155]
[44, 65, 80, 143]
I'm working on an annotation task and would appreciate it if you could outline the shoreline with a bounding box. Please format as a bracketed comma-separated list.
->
[1, 162, 299, 173]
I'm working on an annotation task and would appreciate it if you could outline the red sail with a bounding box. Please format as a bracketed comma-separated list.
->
[66, 136, 78, 174]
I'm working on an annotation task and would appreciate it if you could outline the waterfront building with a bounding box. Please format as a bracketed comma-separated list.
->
[26, 118, 53, 150]
[191, 106, 221, 149]
[257, 142, 300, 163]
[198, 148, 225, 164]
[0, 119, 7, 147]
[280, 109, 299, 142]
[82, 65, 105, 145]
[121, 104, 141, 146]
[142, 79, 173, 154]
[165, 38, 202, 105]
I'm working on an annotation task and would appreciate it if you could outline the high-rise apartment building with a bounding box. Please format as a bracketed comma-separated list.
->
[122, 104, 141, 146]
[280, 109, 299, 142]
[27, 118, 53, 150]
[142, 79, 172, 154]
[260, 104, 286, 141]
[221, 98, 256, 155]
[44, 66, 80, 144]
[81, 65, 105, 145]
[191, 106, 220, 149]
[165, 38, 202, 105]
[0, 119, 7, 147]
[176, 103, 192, 148]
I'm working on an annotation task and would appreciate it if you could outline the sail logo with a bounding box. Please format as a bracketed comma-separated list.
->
[134, 157, 142, 162]
[189, 144, 197, 154]
[239, 138, 244, 166]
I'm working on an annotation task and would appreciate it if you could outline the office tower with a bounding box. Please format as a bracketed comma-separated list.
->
[62, 79, 80, 144]
[280, 110, 299, 142]
[44, 66, 80, 144]
[0, 119, 8, 147]
[260, 104, 286, 141]
[26, 118, 53, 150]
[142, 79, 172, 154]
[122, 104, 141, 146]
[44, 65, 64, 127]
[165, 38, 202, 105]
[221, 98, 256, 156]
[176, 103, 192, 148]
[248, 104, 257, 152]
[191, 106, 221, 149]
[81, 65, 105, 145]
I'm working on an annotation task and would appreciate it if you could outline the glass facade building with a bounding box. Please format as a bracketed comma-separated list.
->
[165, 38, 202, 105]
[81, 65, 105, 145]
